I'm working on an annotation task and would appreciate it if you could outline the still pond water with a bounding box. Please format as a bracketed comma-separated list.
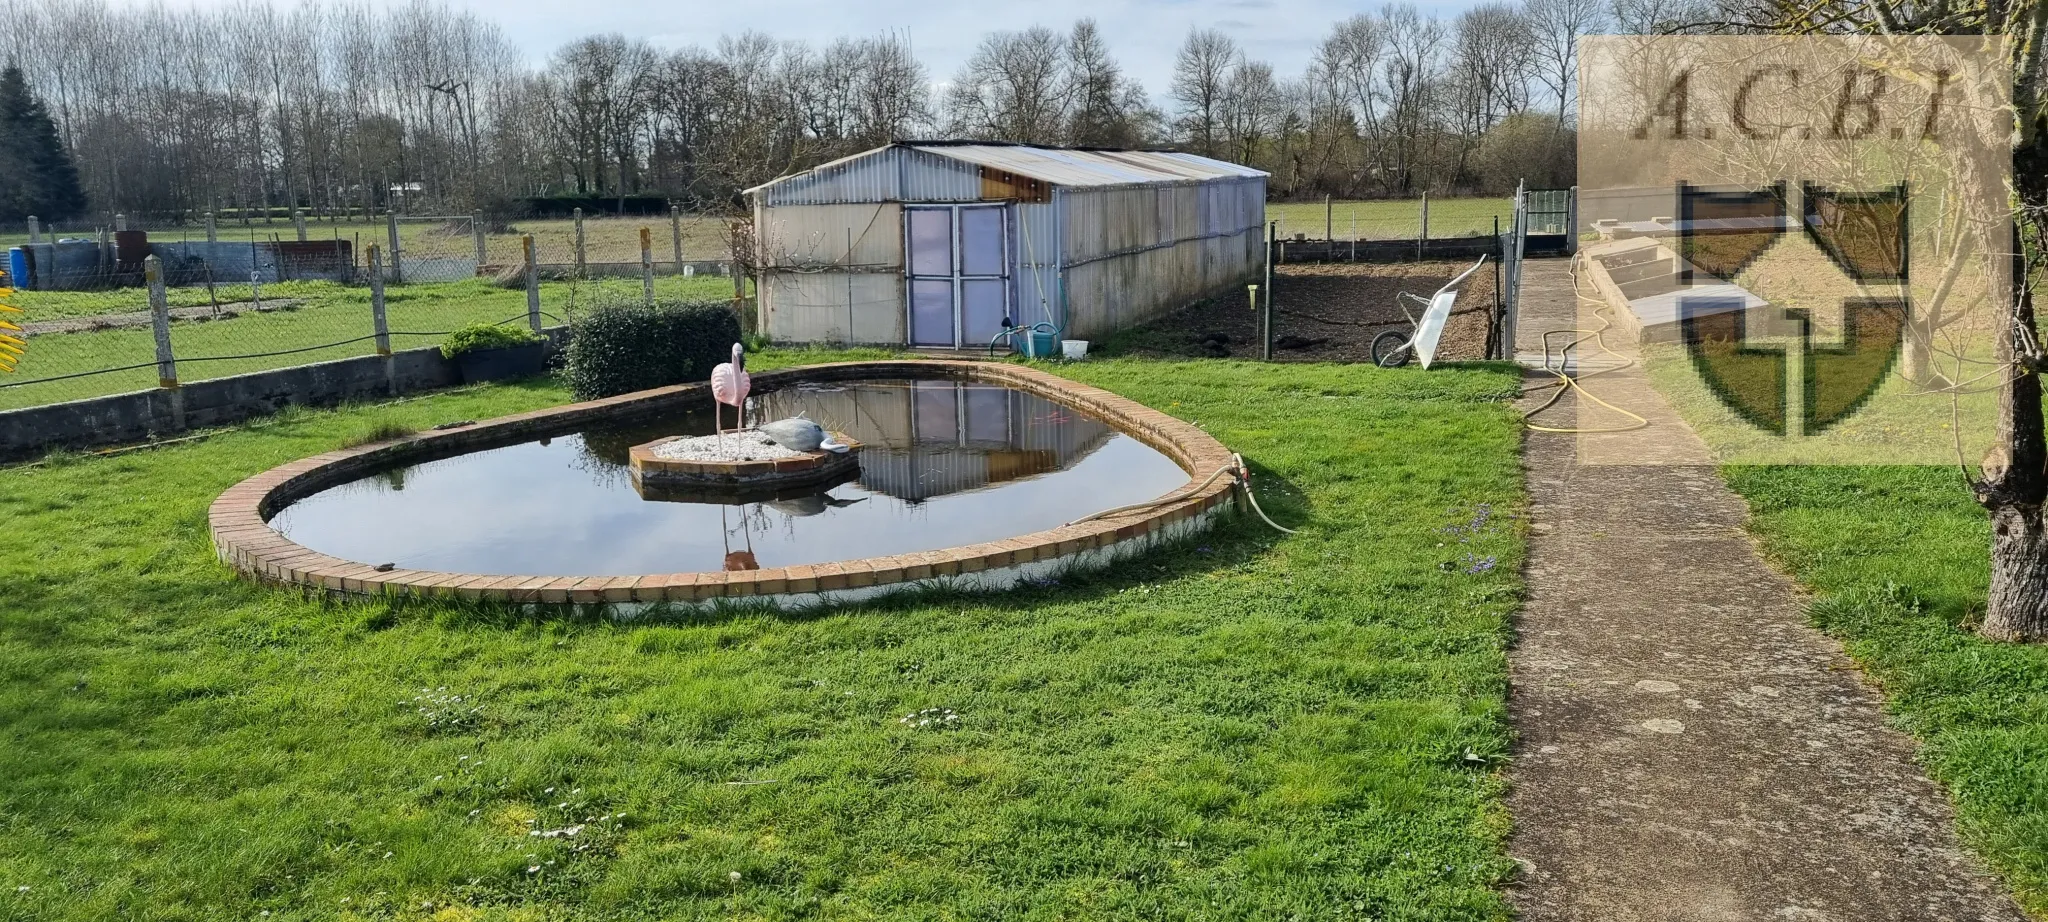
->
[271, 379, 1191, 576]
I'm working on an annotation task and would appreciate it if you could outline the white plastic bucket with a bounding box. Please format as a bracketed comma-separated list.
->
[1061, 339, 1089, 361]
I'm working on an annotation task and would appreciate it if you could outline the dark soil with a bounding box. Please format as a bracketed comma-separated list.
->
[1104, 259, 1501, 363]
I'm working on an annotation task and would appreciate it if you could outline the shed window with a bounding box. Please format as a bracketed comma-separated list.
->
[909, 209, 954, 276]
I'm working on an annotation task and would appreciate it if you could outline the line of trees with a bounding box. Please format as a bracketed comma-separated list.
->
[0, 0, 1656, 223]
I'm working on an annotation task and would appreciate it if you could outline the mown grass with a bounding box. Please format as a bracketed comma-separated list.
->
[1265, 198, 1514, 241]
[0, 354, 1526, 921]
[1724, 465, 2048, 915]
[0, 276, 744, 411]
[0, 214, 733, 265]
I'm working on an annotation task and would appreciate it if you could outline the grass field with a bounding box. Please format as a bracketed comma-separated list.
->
[0, 276, 746, 411]
[0, 354, 1526, 921]
[1725, 465, 2048, 916]
[1265, 198, 1514, 241]
[0, 215, 735, 266]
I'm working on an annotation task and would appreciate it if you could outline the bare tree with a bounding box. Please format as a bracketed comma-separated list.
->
[1525, 0, 1609, 122]
[946, 27, 1072, 142]
[1065, 20, 1160, 147]
[1171, 29, 1239, 157]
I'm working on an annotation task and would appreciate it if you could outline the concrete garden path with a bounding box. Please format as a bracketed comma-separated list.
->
[1506, 257, 2024, 921]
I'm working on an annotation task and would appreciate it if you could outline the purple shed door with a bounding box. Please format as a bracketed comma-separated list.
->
[910, 280, 955, 346]
[904, 204, 1009, 348]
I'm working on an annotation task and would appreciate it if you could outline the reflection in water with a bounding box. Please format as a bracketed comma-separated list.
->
[269, 379, 1189, 577]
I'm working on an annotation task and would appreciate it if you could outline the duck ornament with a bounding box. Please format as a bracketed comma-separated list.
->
[756, 414, 851, 454]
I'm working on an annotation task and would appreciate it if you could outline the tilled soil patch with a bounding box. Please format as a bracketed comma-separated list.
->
[1107, 260, 1500, 363]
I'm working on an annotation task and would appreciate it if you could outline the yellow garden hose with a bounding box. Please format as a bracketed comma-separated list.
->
[0, 277, 23, 374]
[1067, 454, 1297, 535]
[1521, 254, 1650, 434]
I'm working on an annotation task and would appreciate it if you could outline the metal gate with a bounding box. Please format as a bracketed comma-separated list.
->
[1525, 189, 1574, 235]
[906, 204, 1010, 348]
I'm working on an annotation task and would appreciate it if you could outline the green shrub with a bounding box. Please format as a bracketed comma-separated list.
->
[561, 298, 743, 400]
[439, 322, 542, 359]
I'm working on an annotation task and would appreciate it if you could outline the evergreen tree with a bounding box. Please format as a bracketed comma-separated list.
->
[0, 65, 87, 223]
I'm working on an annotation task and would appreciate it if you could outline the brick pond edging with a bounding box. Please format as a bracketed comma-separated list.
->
[208, 361, 1240, 610]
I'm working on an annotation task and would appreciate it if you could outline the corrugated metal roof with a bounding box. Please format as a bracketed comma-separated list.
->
[746, 143, 1267, 198]
[911, 144, 1266, 187]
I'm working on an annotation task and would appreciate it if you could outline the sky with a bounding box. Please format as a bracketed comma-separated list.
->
[116, 0, 1487, 93]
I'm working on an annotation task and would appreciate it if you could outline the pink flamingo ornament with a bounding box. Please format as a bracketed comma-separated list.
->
[710, 343, 750, 436]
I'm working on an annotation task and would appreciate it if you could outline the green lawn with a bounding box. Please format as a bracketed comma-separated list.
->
[0, 215, 734, 268]
[0, 276, 745, 411]
[1724, 465, 2048, 915]
[1266, 198, 1514, 241]
[0, 354, 1525, 921]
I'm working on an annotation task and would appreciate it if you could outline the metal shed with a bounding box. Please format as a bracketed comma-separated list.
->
[744, 142, 1269, 350]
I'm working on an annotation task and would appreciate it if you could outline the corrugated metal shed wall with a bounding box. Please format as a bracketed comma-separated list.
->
[1059, 174, 1266, 338]
[1011, 200, 1061, 329]
[756, 201, 907, 343]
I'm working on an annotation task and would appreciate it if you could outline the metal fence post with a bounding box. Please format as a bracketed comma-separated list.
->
[26, 215, 38, 244]
[368, 244, 391, 356]
[472, 211, 487, 268]
[1566, 185, 1580, 256]
[1323, 194, 1332, 242]
[523, 234, 542, 333]
[146, 255, 176, 388]
[640, 227, 655, 306]
[385, 211, 402, 284]
[115, 213, 128, 233]
[573, 207, 587, 278]
[1419, 192, 1429, 259]
[293, 209, 307, 242]
[670, 205, 685, 269]
[1263, 221, 1276, 362]
[1492, 215, 1504, 360]
[204, 211, 217, 246]
[1506, 183, 1526, 356]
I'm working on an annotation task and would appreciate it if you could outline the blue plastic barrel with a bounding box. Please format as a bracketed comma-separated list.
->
[7, 247, 29, 290]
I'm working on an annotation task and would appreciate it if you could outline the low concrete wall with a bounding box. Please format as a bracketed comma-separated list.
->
[1273, 236, 1571, 264]
[0, 328, 566, 463]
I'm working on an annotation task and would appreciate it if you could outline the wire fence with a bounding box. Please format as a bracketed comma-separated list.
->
[0, 209, 748, 413]
[1266, 196, 1517, 243]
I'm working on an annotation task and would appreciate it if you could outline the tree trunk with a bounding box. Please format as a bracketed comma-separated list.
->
[1985, 500, 2048, 640]
[1978, 242, 2047, 640]
[1978, 108, 2048, 642]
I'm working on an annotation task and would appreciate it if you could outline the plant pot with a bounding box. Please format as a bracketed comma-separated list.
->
[453, 342, 546, 383]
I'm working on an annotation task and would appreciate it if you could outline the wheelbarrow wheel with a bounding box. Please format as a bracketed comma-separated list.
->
[1372, 330, 1414, 368]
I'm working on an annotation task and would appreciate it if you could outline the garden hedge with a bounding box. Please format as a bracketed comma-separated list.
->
[561, 298, 742, 400]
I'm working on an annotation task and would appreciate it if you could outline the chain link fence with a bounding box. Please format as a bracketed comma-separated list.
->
[0, 209, 748, 413]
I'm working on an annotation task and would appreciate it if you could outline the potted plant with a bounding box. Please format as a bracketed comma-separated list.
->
[441, 322, 546, 383]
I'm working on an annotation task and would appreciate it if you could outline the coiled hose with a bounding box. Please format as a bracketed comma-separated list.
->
[1067, 453, 1297, 535]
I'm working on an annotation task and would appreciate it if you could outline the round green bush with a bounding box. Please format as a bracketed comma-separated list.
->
[561, 299, 743, 400]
